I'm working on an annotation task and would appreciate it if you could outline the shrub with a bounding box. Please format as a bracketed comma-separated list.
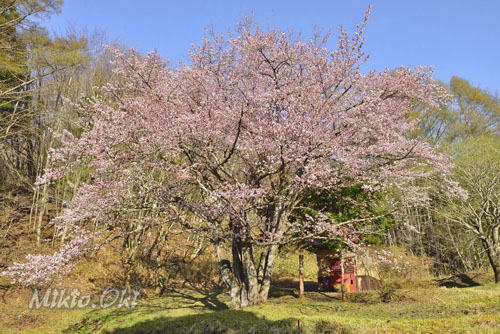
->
[313, 320, 352, 334]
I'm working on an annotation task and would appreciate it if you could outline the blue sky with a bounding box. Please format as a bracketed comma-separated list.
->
[46, 0, 500, 93]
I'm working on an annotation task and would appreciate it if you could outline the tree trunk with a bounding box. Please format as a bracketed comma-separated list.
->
[35, 183, 49, 247]
[216, 238, 262, 308]
[216, 236, 282, 307]
[258, 199, 287, 303]
[241, 244, 259, 305]
[216, 240, 239, 307]
[258, 243, 279, 303]
[482, 239, 500, 283]
[215, 200, 288, 307]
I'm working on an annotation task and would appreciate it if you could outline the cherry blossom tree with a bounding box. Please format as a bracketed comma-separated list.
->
[4, 10, 462, 308]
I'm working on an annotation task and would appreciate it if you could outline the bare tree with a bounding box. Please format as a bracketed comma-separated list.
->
[442, 136, 500, 282]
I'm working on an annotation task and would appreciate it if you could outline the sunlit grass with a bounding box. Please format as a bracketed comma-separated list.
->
[1, 283, 499, 333]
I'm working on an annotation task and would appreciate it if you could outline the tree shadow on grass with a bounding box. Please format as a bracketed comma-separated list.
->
[166, 287, 230, 311]
[435, 273, 481, 288]
[269, 279, 318, 298]
[62, 285, 355, 334]
[268, 279, 377, 304]
[64, 309, 302, 334]
[106, 311, 301, 334]
[138, 287, 229, 312]
[62, 288, 229, 334]
[83, 311, 351, 334]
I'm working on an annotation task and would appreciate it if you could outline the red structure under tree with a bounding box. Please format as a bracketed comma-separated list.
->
[329, 257, 357, 292]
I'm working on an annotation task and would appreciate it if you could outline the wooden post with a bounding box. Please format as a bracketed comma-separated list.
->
[340, 253, 345, 301]
[299, 248, 304, 298]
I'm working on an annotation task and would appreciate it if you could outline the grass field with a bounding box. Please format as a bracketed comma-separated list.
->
[1, 279, 500, 334]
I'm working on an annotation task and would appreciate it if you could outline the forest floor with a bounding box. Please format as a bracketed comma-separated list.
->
[1, 276, 499, 334]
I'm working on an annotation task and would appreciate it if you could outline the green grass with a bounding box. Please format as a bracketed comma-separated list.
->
[272, 250, 318, 281]
[1, 283, 500, 334]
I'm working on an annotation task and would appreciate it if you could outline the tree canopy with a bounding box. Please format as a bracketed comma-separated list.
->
[4, 12, 463, 307]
